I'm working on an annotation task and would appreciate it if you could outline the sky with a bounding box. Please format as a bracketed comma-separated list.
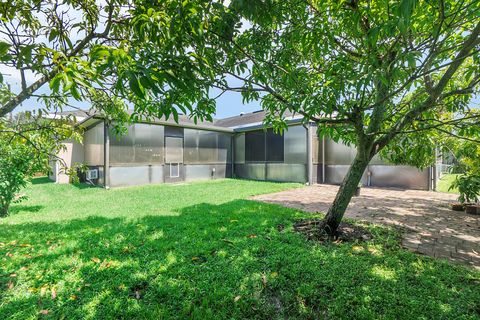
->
[2, 66, 261, 119]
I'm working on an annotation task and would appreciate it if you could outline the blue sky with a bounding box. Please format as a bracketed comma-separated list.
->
[3, 68, 261, 119]
[211, 90, 261, 118]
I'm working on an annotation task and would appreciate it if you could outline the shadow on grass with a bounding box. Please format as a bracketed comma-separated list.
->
[0, 200, 478, 319]
[71, 182, 98, 190]
[30, 177, 53, 185]
[8, 205, 44, 215]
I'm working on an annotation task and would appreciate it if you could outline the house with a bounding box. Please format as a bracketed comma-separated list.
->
[49, 110, 437, 190]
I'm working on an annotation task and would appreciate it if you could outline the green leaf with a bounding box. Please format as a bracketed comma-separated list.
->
[48, 30, 58, 42]
[0, 41, 10, 56]
[128, 73, 145, 98]
[49, 75, 62, 92]
[70, 85, 81, 100]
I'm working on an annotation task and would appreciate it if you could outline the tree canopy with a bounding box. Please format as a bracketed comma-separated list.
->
[0, 0, 216, 122]
[130, 0, 480, 233]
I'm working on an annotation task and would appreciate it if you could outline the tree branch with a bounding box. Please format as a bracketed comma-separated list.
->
[375, 21, 480, 151]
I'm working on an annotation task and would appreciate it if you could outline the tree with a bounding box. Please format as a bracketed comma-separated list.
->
[132, 0, 480, 234]
[0, 0, 214, 121]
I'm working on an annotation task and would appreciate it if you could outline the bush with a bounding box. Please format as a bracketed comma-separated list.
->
[0, 112, 80, 216]
[449, 174, 480, 204]
[0, 142, 48, 217]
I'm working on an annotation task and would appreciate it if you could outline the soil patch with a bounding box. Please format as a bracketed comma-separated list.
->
[293, 219, 372, 243]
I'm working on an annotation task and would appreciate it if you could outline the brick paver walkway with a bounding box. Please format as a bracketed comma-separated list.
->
[252, 185, 480, 268]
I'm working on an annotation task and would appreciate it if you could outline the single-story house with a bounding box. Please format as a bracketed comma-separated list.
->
[49, 110, 438, 190]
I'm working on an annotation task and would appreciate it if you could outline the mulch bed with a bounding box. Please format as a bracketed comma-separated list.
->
[293, 219, 372, 243]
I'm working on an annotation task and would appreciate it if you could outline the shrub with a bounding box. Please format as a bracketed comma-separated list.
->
[449, 174, 480, 204]
[0, 141, 50, 216]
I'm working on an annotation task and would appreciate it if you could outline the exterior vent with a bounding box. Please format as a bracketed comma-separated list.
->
[86, 169, 98, 180]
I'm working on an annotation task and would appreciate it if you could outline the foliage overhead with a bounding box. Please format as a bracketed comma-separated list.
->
[148, 1, 478, 146]
[0, 0, 218, 123]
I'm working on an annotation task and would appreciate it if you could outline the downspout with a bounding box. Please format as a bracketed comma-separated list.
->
[264, 130, 267, 180]
[104, 121, 110, 189]
[306, 124, 313, 185]
[231, 134, 234, 178]
[322, 135, 326, 183]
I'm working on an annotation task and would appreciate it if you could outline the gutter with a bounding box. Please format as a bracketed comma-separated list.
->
[230, 116, 305, 132]
[76, 114, 234, 133]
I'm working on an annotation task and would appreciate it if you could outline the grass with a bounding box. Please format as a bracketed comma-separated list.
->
[437, 173, 461, 194]
[1, 178, 479, 319]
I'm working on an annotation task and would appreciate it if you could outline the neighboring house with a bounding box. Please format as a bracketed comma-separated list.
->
[49, 109, 437, 190]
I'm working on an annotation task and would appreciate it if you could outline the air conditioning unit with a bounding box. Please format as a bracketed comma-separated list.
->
[86, 169, 98, 180]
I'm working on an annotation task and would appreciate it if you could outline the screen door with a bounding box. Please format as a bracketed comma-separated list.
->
[165, 136, 183, 180]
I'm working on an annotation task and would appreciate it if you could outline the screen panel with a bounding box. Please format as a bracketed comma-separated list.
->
[109, 125, 135, 165]
[198, 130, 218, 163]
[245, 130, 265, 162]
[284, 125, 307, 164]
[369, 165, 429, 190]
[266, 129, 284, 162]
[324, 139, 356, 165]
[84, 122, 105, 166]
[134, 123, 153, 164]
[234, 134, 245, 164]
[217, 133, 232, 163]
[165, 136, 183, 163]
[184, 129, 200, 164]
[165, 126, 184, 137]
[109, 124, 164, 165]
[150, 124, 164, 164]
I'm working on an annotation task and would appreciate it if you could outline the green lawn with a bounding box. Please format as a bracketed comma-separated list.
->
[1, 178, 479, 319]
[437, 173, 461, 193]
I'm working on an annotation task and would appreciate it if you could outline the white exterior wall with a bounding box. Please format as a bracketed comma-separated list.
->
[50, 139, 85, 184]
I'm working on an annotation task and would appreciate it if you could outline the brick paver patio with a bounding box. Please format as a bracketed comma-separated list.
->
[252, 185, 480, 268]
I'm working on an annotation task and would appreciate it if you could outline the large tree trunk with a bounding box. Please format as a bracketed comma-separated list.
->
[0, 202, 8, 218]
[322, 150, 371, 235]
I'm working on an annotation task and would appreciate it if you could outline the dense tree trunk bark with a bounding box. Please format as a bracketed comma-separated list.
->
[322, 149, 371, 235]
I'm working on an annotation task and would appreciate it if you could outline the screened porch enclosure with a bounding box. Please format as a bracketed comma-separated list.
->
[82, 121, 233, 187]
[310, 126, 433, 190]
[80, 118, 434, 190]
[233, 125, 309, 183]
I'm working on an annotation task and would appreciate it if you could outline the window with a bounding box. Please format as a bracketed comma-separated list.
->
[170, 163, 180, 177]
[266, 129, 284, 162]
